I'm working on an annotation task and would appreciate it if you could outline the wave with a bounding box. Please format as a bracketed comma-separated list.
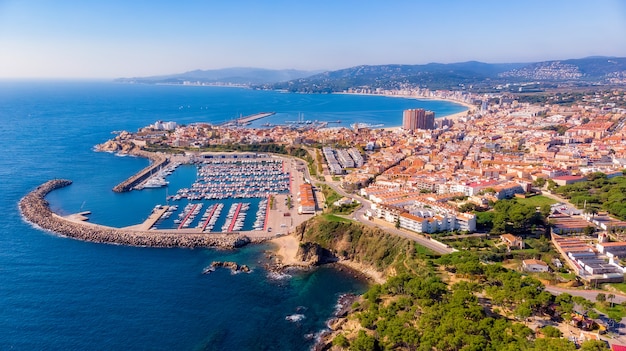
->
[267, 271, 292, 280]
[285, 314, 306, 323]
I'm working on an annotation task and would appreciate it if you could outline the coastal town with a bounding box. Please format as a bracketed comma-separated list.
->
[20, 86, 626, 349]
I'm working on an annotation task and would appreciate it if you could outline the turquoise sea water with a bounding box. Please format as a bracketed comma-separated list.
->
[0, 81, 464, 350]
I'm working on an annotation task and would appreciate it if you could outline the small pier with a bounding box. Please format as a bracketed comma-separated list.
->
[178, 204, 199, 230]
[227, 203, 243, 232]
[201, 205, 219, 232]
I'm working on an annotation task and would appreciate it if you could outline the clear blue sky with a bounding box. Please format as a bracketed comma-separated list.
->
[1, 0, 625, 78]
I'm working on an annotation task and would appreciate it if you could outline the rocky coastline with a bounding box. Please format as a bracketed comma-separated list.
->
[204, 261, 251, 274]
[19, 179, 252, 249]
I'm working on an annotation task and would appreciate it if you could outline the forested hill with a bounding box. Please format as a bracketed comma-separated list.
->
[301, 216, 611, 351]
[256, 57, 626, 92]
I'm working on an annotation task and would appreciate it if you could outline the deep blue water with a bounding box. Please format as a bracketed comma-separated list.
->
[0, 81, 464, 350]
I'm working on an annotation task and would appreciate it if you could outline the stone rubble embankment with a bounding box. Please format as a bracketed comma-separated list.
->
[19, 179, 252, 249]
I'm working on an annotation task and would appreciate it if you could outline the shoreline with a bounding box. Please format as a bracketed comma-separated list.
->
[336, 91, 474, 125]
[269, 234, 386, 284]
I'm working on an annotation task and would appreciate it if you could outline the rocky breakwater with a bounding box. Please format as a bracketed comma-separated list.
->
[19, 179, 252, 249]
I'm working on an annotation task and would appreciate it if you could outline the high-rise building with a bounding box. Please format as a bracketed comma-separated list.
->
[402, 109, 435, 131]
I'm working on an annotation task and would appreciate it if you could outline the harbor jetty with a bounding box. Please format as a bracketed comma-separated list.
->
[220, 112, 275, 127]
[19, 179, 252, 249]
[112, 149, 169, 192]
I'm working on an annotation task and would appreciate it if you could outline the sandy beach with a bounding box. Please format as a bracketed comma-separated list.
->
[270, 234, 307, 267]
[337, 91, 475, 128]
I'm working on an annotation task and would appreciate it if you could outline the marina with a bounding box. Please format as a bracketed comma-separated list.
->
[170, 158, 290, 200]
[138, 155, 294, 233]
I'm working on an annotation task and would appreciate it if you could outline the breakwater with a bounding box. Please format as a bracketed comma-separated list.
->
[19, 179, 251, 249]
[112, 150, 169, 192]
[219, 111, 275, 126]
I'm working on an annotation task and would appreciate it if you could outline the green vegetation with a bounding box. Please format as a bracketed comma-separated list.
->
[333, 249, 609, 350]
[296, 216, 437, 272]
[485, 199, 548, 235]
[553, 174, 626, 220]
[542, 124, 570, 135]
[316, 183, 360, 215]
[515, 195, 557, 208]
[285, 195, 293, 210]
[317, 183, 342, 206]
[297, 215, 613, 350]
[604, 282, 626, 294]
[541, 325, 562, 338]
[321, 213, 351, 223]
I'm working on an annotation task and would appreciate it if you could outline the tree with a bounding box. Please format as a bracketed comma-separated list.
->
[547, 179, 559, 192]
[333, 334, 349, 348]
[583, 225, 596, 236]
[533, 177, 547, 188]
[587, 310, 600, 320]
[607, 293, 615, 307]
[541, 325, 562, 338]
[350, 330, 379, 351]
[584, 207, 598, 218]
[580, 340, 610, 351]
[540, 204, 552, 218]
[596, 293, 606, 304]
[607, 310, 622, 325]
[395, 217, 400, 229]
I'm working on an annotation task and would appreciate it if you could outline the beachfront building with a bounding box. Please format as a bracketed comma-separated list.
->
[373, 202, 476, 234]
[153, 120, 177, 131]
[402, 108, 435, 131]
[298, 183, 316, 214]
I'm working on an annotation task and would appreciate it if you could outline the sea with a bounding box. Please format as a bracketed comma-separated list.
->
[0, 81, 465, 350]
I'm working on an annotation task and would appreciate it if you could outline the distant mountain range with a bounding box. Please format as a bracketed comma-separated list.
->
[260, 57, 626, 92]
[115, 67, 321, 85]
[117, 57, 626, 92]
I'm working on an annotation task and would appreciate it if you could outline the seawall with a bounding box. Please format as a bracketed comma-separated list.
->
[112, 150, 169, 192]
[19, 179, 252, 249]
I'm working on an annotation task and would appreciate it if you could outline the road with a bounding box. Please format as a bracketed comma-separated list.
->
[545, 285, 626, 304]
[313, 176, 454, 255]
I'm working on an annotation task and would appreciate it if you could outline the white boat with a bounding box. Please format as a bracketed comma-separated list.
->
[143, 177, 169, 188]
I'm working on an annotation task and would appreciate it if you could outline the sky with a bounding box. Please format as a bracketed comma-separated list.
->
[1, 0, 625, 79]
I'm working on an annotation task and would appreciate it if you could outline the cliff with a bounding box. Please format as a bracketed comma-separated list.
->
[292, 216, 427, 277]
